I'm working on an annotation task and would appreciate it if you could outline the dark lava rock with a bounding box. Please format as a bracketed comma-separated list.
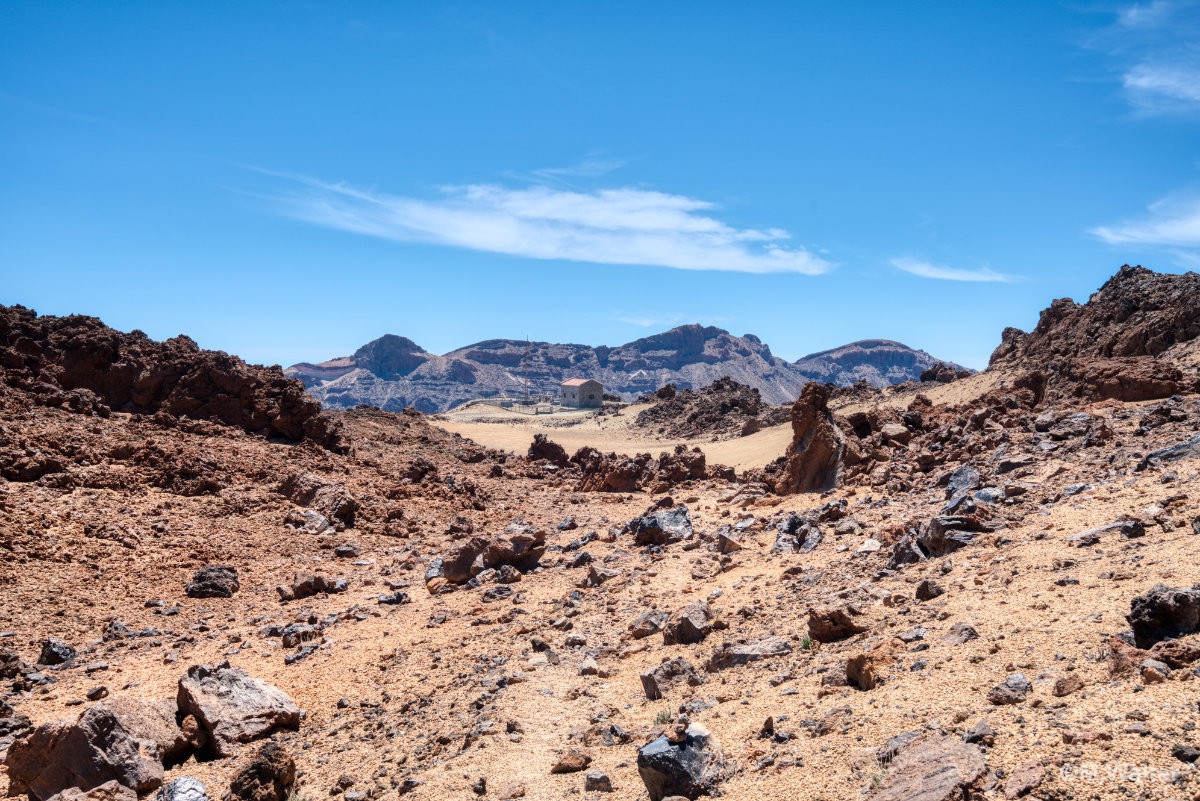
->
[636, 723, 724, 801]
[631, 506, 694, 547]
[1127, 583, 1200, 649]
[987, 673, 1032, 705]
[185, 565, 239, 599]
[37, 639, 76, 667]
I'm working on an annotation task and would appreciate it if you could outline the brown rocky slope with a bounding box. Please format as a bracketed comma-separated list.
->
[1, 265, 1199, 801]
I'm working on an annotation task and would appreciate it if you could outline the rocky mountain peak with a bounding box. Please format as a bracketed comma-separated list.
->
[352, 334, 430, 378]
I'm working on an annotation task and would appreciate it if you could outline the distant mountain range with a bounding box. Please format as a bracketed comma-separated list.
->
[285, 325, 967, 413]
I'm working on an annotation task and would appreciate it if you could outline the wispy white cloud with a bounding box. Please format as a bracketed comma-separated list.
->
[1118, 0, 1176, 29]
[532, 157, 627, 181]
[1104, 1, 1200, 114]
[1090, 193, 1200, 246]
[271, 174, 831, 275]
[890, 257, 1017, 283]
[1124, 62, 1200, 112]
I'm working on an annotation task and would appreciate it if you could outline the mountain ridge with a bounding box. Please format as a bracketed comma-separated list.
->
[286, 325, 966, 413]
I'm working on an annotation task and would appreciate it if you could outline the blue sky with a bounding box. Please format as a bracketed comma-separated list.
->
[3, 1, 1200, 369]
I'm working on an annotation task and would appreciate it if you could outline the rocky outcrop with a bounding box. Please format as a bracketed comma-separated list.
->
[571, 446, 710, 494]
[527, 434, 569, 466]
[771, 383, 845, 494]
[633, 378, 788, 441]
[0, 305, 347, 452]
[988, 265, 1200, 402]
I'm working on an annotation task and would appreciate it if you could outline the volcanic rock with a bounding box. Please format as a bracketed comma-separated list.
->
[636, 723, 724, 801]
[704, 636, 792, 672]
[630, 506, 694, 547]
[772, 383, 845, 494]
[224, 742, 295, 801]
[0, 305, 346, 451]
[808, 604, 867, 642]
[176, 662, 301, 758]
[865, 734, 985, 801]
[527, 434, 568, 466]
[44, 782, 137, 801]
[4, 701, 179, 800]
[988, 265, 1200, 403]
[640, 658, 704, 701]
[662, 601, 713, 646]
[185, 566, 239, 599]
[1126, 584, 1200, 648]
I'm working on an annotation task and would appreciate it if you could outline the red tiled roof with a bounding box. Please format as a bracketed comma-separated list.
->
[561, 378, 595, 387]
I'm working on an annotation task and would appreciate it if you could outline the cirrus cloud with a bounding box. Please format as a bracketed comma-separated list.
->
[890, 257, 1017, 283]
[270, 174, 831, 275]
[1090, 193, 1200, 246]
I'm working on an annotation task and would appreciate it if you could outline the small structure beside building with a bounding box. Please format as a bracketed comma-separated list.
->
[560, 377, 603, 409]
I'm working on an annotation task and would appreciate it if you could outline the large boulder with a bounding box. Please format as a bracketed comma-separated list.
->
[5, 700, 183, 800]
[1127, 584, 1200, 649]
[44, 782, 137, 801]
[527, 434, 568, 466]
[808, 604, 867, 642]
[185, 565, 239, 599]
[773, 383, 845, 495]
[176, 662, 301, 758]
[662, 601, 713, 646]
[441, 536, 490, 584]
[277, 473, 357, 528]
[100, 698, 190, 766]
[225, 742, 295, 801]
[888, 515, 993, 569]
[705, 636, 792, 672]
[630, 506, 694, 547]
[866, 734, 985, 801]
[636, 723, 724, 801]
[640, 658, 704, 701]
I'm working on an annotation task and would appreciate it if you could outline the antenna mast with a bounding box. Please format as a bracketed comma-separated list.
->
[524, 337, 530, 403]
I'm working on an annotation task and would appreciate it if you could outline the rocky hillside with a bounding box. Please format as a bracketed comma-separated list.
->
[287, 326, 963, 413]
[792, 339, 969, 388]
[3, 265, 1200, 801]
[1, 265, 1200, 801]
[0, 304, 346, 453]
